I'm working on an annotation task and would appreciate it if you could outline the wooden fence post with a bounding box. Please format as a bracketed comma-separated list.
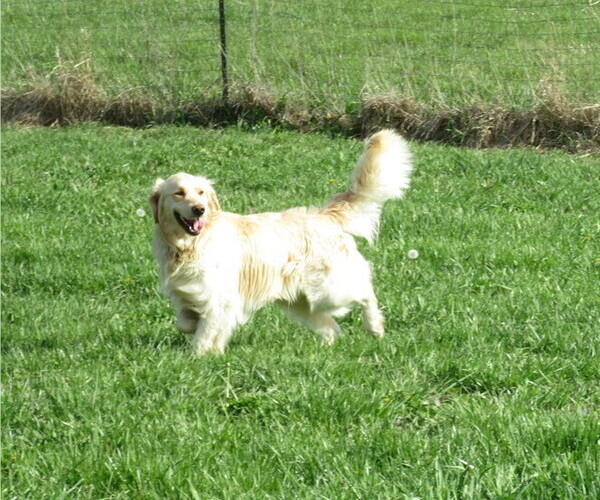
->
[218, 0, 229, 102]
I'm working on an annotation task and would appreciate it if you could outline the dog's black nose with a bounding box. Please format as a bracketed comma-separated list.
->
[192, 205, 205, 217]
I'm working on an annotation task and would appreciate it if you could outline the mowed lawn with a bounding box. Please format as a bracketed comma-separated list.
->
[2, 125, 599, 498]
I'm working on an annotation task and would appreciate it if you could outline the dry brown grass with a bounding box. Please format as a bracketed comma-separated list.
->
[355, 94, 599, 152]
[182, 85, 279, 126]
[1, 62, 163, 127]
[2, 67, 598, 152]
[2, 62, 105, 126]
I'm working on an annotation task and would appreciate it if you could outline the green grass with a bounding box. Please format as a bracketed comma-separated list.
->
[2, 125, 600, 498]
[2, 0, 599, 108]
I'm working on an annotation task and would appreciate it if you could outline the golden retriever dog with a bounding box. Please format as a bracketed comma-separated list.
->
[150, 130, 413, 355]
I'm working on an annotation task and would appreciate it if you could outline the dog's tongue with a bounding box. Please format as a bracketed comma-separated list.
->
[189, 218, 205, 232]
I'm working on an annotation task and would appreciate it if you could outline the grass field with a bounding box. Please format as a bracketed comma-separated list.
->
[2, 0, 599, 109]
[2, 125, 599, 498]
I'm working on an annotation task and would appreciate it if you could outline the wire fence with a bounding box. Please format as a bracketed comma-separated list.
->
[2, 0, 599, 109]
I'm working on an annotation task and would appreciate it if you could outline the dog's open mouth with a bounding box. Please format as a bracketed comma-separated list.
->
[174, 211, 206, 235]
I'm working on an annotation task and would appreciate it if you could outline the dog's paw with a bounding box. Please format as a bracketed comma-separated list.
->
[369, 328, 385, 339]
[320, 332, 337, 346]
[191, 343, 224, 357]
[364, 311, 385, 338]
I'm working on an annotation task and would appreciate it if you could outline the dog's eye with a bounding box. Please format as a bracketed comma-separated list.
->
[197, 189, 204, 196]
[174, 190, 185, 198]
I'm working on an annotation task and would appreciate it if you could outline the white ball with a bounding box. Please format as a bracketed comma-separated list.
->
[136, 208, 146, 217]
[407, 249, 419, 259]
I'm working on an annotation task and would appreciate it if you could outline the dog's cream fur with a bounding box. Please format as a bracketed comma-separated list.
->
[150, 130, 413, 355]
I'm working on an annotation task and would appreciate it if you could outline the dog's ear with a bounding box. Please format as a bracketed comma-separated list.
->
[208, 189, 221, 213]
[149, 178, 164, 224]
[203, 179, 221, 214]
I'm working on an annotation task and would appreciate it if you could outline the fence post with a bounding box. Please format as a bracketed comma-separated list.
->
[218, 0, 229, 102]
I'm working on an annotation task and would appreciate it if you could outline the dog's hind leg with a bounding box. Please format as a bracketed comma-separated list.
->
[279, 298, 342, 345]
[361, 293, 385, 338]
[339, 255, 385, 338]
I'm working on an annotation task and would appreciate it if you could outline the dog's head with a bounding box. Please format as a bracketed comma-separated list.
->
[149, 173, 220, 238]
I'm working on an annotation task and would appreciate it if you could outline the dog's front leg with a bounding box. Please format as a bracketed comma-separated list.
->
[190, 312, 235, 356]
[176, 307, 200, 334]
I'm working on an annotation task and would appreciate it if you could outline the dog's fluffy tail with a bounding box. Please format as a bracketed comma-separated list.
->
[321, 129, 413, 243]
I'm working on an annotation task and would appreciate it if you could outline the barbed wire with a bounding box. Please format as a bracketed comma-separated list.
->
[249, 8, 599, 24]
[1, 7, 218, 22]
[256, 13, 600, 37]
[10, 0, 590, 19]
[415, 0, 597, 8]
[8, 13, 597, 27]
[3, 23, 217, 32]
[257, 45, 597, 69]
[2, 37, 220, 47]
[3, 15, 596, 41]
[16, 0, 587, 6]
[232, 0, 597, 9]
[225, 29, 597, 52]
[6, 52, 221, 64]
